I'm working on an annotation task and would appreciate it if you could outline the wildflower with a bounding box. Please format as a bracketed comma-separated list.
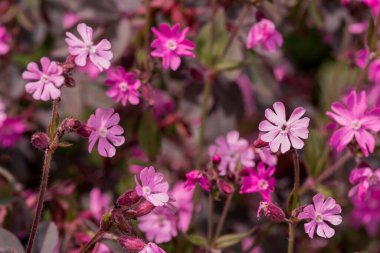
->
[354, 48, 369, 69]
[135, 166, 169, 207]
[253, 147, 277, 166]
[326, 90, 380, 157]
[171, 182, 194, 233]
[118, 236, 146, 251]
[65, 23, 113, 71]
[209, 131, 254, 175]
[257, 201, 286, 223]
[246, 19, 283, 52]
[31, 132, 50, 150]
[151, 23, 195, 71]
[89, 188, 111, 221]
[0, 25, 10, 55]
[87, 108, 125, 157]
[259, 102, 310, 153]
[116, 189, 141, 206]
[369, 59, 380, 84]
[63, 12, 80, 29]
[105, 67, 141, 106]
[77, 61, 101, 80]
[140, 243, 166, 253]
[348, 167, 380, 200]
[0, 98, 6, 126]
[0, 117, 26, 148]
[298, 193, 342, 239]
[240, 162, 276, 201]
[184, 170, 211, 192]
[22, 57, 65, 101]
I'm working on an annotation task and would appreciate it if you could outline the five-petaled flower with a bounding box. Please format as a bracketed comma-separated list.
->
[22, 57, 65, 101]
[259, 102, 310, 153]
[298, 193, 342, 239]
[151, 23, 195, 71]
[66, 23, 113, 71]
[246, 19, 283, 52]
[348, 166, 380, 200]
[87, 108, 125, 157]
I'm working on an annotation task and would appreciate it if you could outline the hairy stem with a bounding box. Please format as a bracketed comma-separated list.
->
[79, 230, 104, 253]
[287, 222, 296, 253]
[214, 194, 233, 240]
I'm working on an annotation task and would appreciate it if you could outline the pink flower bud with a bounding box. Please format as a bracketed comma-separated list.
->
[124, 200, 155, 218]
[217, 179, 234, 195]
[212, 155, 221, 165]
[64, 75, 76, 88]
[253, 138, 268, 148]
[116, 190, 141, 207]
[118, 236, 146, 251]
[31, 132, 50, 150]
[61, 117, 82, 132]
[257, 202, 286, 223]
[76, 125, 94, 138]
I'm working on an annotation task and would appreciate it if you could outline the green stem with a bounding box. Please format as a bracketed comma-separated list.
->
[79, 230, 104, 253]
[144, 0, 151, 71]
[213, 194, 233, 241]
[287, 222, 296, 253]
[292, 149, 300, 202]
[207, 193, 214, 244]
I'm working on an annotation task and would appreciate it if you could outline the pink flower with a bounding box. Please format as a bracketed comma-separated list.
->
[171, 182, 194, 233]
[355, 48, 369, 69]
[363, 0, 380, 16]
[151, 23, 195, 71]
[0, 25, 10, 55]
[259, 102, 310, 153]
[246, 19, 283, 52]
[22, 57, 65, 101]
[87, 108, 125, 157]
[135, 166, 169, 207]
[184, 170, 211, 192]
[105, 67, 141, 106]
[326, 90, 380, 157]
[63, 12, 80, 29]
[253, 147, 277, 166]
[240, 162, 276, 201]
[77, 61, 101, 80]
[369, 59, 380, 84]
[0, 98, 6, 126]
[208, 131, 254, 175]
[0, 117, 26, 148]
[298, 193, 343, 239]
[348, 21, 368, 34]
[139, 243, 166, 253]
[65, 23, 113, 71]
[348, 167, 380, 200]
[89, 188, 111, 220]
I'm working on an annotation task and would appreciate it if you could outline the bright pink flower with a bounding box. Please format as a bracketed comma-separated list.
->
[259, 102, 310, 153]
[240, 162, 276, 201]
[89, 188, 111, 220]
[151, 23, 195, 71]
[298, 193, 343, 239]
[208, 131, 254, 175]
[369, 59, 380, 84]
[87, 108, 125, 157]
[139, 243, 166, 253]
[348, 21, 368, 34]
[0, 117, 26, 148]
[63, 12, 80, 29]
[171, 182, 194, 233]
[135, 166, 169, 207]
[326, 90, 380, 157]
[65, 23, 113, 71]
[0, 25, 10, 55]
[355, 48, 369, 69]
[246, 19, 283, 52]
[22, 57, 65, 101]
[349, 167, 380, 200]
[184, 170, 211, 192]
[105, 67, 141, 106]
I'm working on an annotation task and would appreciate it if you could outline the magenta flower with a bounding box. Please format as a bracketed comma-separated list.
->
[348, 167, 380, 200]
[363, 0, 380, 16]
[369, 59, 380, 84]
[240, 162, 276, 201]
[0, 98, 6, 126]
[87, 108, 125, 158]
[208, 131, 254, 175]
[0, 26, 10, 55]
[298, 193, 343, 239]
[0, 117, 26, 148]
[105, 67, 141, 106]
[151, 23, 195, 71]
[355, 48, 369, 69]
[139, 243, 166, 253]
[65, 23, 113, 71]
[184, 170, 211, 192]
[326, 90, 380, 157]
[22, 57, 65, 101]
[135, 166, 169, 207]
[89, 188, 111, 221]
[246, 19, 283, 52]
[259, 102, 310, 153]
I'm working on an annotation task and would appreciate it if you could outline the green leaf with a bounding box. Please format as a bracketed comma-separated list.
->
[138, 111, 161, 161]
[186, 234, 208, 248]
[367, 16, 376, 51]
[214, 61, 243, 71]
[214, 227, 256, 249]
[287, 190, 300, 213]
[305, 129, 328, 177]
[47, 112, 60, 140]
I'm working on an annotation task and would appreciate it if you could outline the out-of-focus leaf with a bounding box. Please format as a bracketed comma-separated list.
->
[214, 227, 256, 249]
[138, 111, 161, 161]
[186, 234, 208, 248]
[287, 190, 300, 213]
[367, 16, 376, 51]
[305, 129, 328, 177]
[309, 0, 324, 29]
[47, 111, 60, 140]
[316, 184, 332, 197]
[0, 228, 25, 253]
[215, 61, 243, 72]
[32, 222, 59, 253]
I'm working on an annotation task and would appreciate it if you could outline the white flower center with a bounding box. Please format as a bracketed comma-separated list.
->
[166, 39, 178, 51]
[98, 127, 108, 138]
[351, 120, 361, 130]
[315, 213, 323, 223]
[40, 74, 49, 84]
[258, 179, 269, 190]
[119, 82, 128, 91]
[142, 186, 151, 195]
[86, 43, 96, 54]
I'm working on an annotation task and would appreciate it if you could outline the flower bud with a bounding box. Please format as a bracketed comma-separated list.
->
[212, 155, 221, 165]
[124, 200, 155, 219]
[76, 125, 94, 138]
[116, 190, 141, 207]
[118, 236, 146, 251]
[217, 179, 233, 195]
[257, 202, 286, 223]
[253, 138, 268, 148]
[31, 132, 50, 150]
[64, 75, 76, 88]
[61, 118, 82, 132]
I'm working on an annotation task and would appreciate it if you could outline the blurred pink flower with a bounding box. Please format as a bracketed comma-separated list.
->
[22, 57, 65, 101]
[63, 12, 80, 29]
[151, 23, 195, 71]
[171, 182, 194, 232]
[65, 23, 113, 71]
[348, 22, 368, 34]
[242, 238, 263, 253]
[259, 102, 310, 153]
[0, 117, 26, 148]
[369, 59, 380, 84]
[253, 147, 277, 166]
[246, 19, 283, 52]
[355, 48, 369, 69]
[135, 166, 169, 207]
[89, 188, 111, 220]
[105, 67, 141, 106]
[240, 162, 276, 201]
[363, 0, 380, 16]
[326, 90, 380, 157]
[87, 108, 125, 157]
[208, 131, 254, 175]
[140, 243, 166, 253]
[184, 170, 211, 192]
[0, 25, 10, 55]
[77, 61, 101, 80]
[349, 167, 380, 200]
[0, 98, 6, 126]
[298, 193, 342, 239]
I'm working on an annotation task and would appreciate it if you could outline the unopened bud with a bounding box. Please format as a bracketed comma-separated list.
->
[118, 236, 146, 251]
[257, 202, 286, 223]
[124, 200, 155, 218]
[116, 190, 141, 207]
[61, 118, 82, 132]
[212, 155, 221, 165]
[253, 138, 268, 149]
[217, 179, 233, 195]
[76, 125, 94, 138]
[31, 132, 50, 150]
[64, 75, 76, 88]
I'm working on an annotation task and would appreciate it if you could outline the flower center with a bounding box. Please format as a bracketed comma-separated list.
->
[119, 82, 128, 91]
[166, 39, 178, 51]
[86, 43, 96, 53]
[315, 213, 323, 223]
[40, 74, 49, 84]
[142, 186, 151, 195]
[280, 123, 289, 133]
[368, 174, 379, 185]
[98, 127, 108, 138]
[351, 120, 361, 130]
[258, 179, 269, 190]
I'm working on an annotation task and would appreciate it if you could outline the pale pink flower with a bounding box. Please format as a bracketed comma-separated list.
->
[139, 243, 166, 253]
[208, 131, 254, 175]
[184, 170, 211, 192]
[63, 12, 80, 29]
[348, 167, 380, 200]
[369, 59, 380, 84]
[171, 182, 194, 232]
[259, 102, 310, 153]
[253, 147, 277, 166]
[326, 90, 380, 157]
[151, 23, 195, 71]
[0, 117, 26, 148]
[87, 108, 125, 157]
[65, 23, 113, 71]
[246, 19, 283, 52]
[298, 193, 343, 239]
[77, 61, 101, 80]
[22, 57, 65, 101]
[240, 162, 276, 201]
[105, 67, 141, 106]
[89, 188, 111, 220]
[135, 166, 169, 207]
[348, 21, 368, 34]
[0, 25, 10, 55]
